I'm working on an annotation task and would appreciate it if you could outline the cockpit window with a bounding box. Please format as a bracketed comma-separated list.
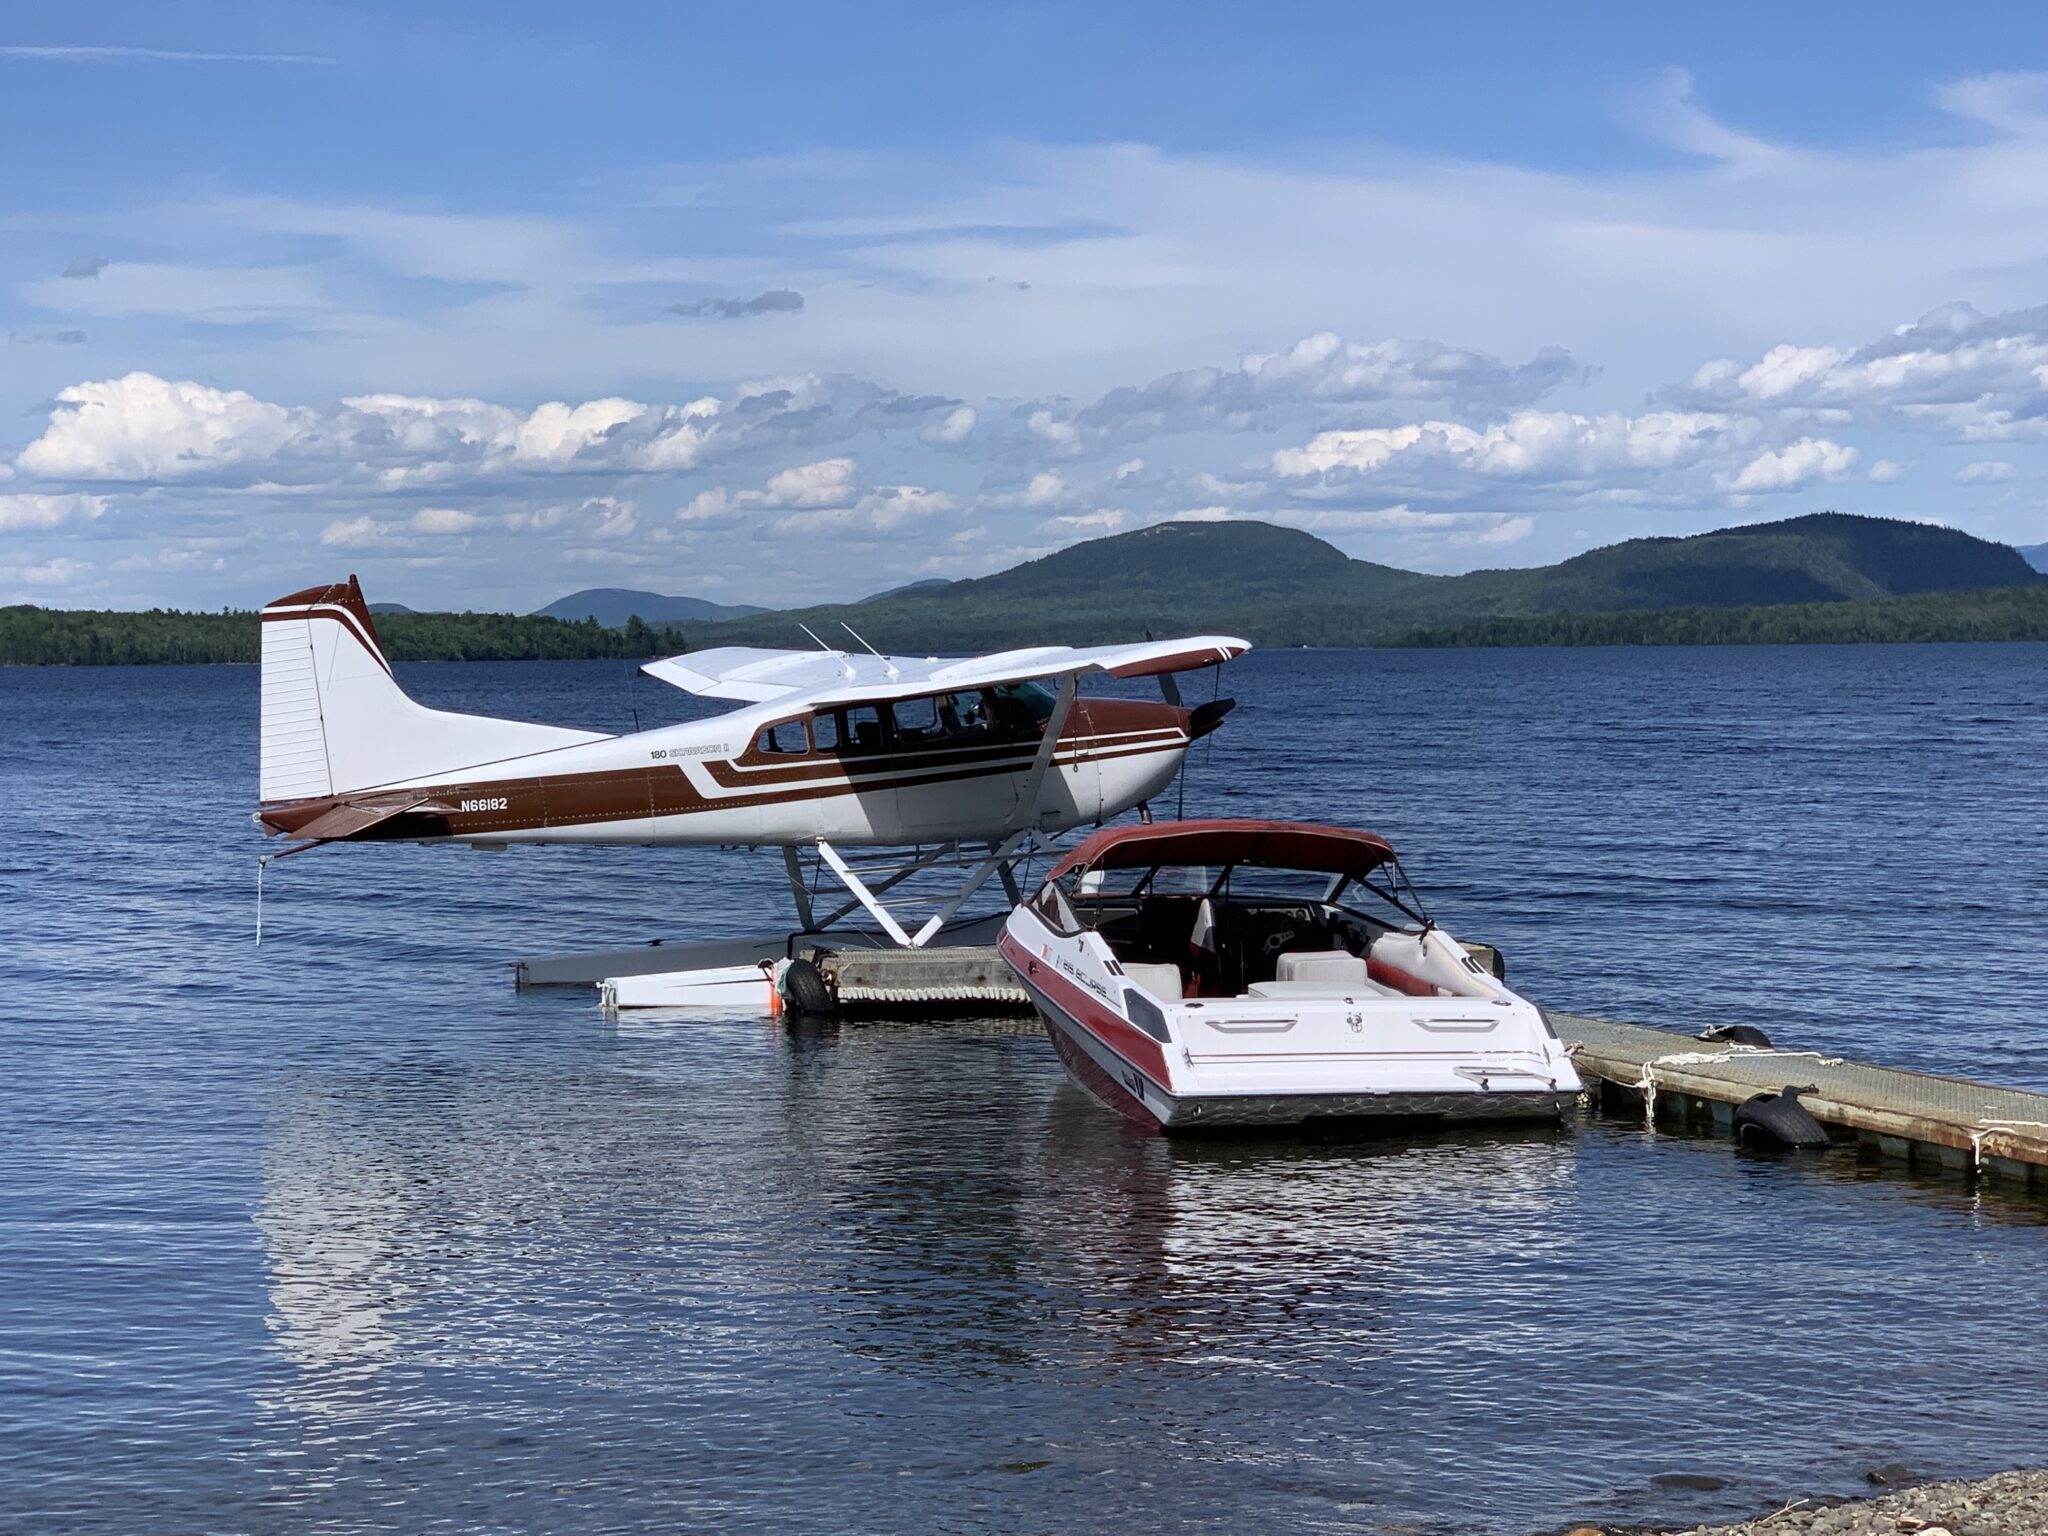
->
[840, 704, 886, 755]
[989, 681, 1056, 739]
[891, 695, 940, 744]
[889, 689, 1001, 752]
[755, 719, 808, 755]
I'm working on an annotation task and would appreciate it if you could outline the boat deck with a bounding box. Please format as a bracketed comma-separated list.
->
[1554, 1011, 2048, 1185]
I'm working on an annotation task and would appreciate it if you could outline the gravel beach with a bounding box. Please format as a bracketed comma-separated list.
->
[1563, 1467, 2048, 1536]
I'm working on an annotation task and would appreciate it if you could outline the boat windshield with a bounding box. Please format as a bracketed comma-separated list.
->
[1060, 855, 1426, 926]
[1073, 862, 1344, 902]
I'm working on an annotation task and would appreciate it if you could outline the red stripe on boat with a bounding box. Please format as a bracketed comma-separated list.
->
[997, 930, 1172, 1085]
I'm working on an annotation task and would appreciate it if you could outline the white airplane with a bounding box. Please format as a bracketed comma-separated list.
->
[255, 577, 1250, 977]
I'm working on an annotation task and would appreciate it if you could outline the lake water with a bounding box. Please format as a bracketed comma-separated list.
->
[3, 644, 2046, 1535]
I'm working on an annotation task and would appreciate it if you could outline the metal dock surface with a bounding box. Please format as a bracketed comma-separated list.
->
[1556, 1011, 2048, 1185]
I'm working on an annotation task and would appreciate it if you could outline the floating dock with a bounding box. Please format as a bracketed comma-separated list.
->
[519, 930, 2048, 1185]
[1556, 1012, 2048, 1187]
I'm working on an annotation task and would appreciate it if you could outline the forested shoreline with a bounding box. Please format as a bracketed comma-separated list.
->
[1380, 584, 2048, 648]
[0, 606, 688, 665]
[6, 583, 2047, 665]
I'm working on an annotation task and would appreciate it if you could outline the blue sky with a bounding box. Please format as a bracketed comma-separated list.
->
[5, 2, 2048, 610]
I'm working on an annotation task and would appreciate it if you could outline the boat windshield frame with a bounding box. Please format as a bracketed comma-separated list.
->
[1055, 852, 1432, 931]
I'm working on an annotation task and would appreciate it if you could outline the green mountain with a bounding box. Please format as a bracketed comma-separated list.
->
[535, 587, 766, 625]
[682, 512, 2044, 651]
[9, 512, 2041, 665]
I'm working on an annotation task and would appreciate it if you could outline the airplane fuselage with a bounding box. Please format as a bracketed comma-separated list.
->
[258, 693, 1204, 850]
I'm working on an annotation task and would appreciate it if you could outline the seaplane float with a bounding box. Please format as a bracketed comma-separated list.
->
[999, 820, 1583, 1130]
[253, 576, 1246, 1008]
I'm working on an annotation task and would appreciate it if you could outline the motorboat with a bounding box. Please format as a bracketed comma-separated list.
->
[998, 819, 1582, 1131]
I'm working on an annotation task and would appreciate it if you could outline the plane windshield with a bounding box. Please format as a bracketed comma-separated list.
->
[989, 681, 1056, 737]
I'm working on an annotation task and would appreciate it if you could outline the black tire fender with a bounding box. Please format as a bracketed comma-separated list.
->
[782, 957, 837, 1017]
[1732, 1084, 1830, 1149]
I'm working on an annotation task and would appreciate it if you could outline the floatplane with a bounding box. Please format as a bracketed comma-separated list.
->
[255, 576, 1248, 1009]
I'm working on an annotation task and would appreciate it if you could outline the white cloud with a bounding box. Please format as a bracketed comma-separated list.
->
[1059, 330, 1586, 445]
[410, 506, 482, 534]
[1725, 437, 1858, 492]
[1868, 458, 1908, 483]
[1675, 303, 2048, 443]
[921, 405, 976, 444]
[11, 373, 926, 492]
[1274, 409, 1742, 480]
[1026, 409, 1079, 449]
[586, 496, 639, 538]
[319, 515, 384, 548]
[772, 483, 958, 535]
[1736, 344, 1849, 401]
[0, 492, 109, 530]
[0, 556, 88, 587]
[676, 488, 735, 524]
[20, 374, 303, 479]
[1022, 471, 1066, 506]
[1955, 460, 2016, 483]
[761, 457, 857, 508]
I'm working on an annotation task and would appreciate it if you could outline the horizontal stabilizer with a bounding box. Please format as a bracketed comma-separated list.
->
[262, 793, 456, 841]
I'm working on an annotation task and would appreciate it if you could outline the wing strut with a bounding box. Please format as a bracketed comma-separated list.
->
[803, 835, 1033, 948]
[1008, 673, 1079, 834]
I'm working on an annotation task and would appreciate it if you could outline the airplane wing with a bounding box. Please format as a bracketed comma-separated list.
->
[637, 646, 870, 703]
[640, 635, 1252, 708]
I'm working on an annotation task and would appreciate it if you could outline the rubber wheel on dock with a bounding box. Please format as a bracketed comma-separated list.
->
[783, 957, 838, 1017]
[1732, 1084, 1829, 1149]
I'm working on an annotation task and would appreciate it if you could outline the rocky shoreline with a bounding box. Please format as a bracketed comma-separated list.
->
[1562, 1467, 2048, 1536]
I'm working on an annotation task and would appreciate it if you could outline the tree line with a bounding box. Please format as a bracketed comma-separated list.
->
[1382, 585, 2048, 648]
[0, 606, 690, 666]
[8, 583, 2048, 665]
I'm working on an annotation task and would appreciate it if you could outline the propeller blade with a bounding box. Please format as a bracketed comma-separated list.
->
[1143, 630, 1184, 707]
[1188, 697, 1235, 739]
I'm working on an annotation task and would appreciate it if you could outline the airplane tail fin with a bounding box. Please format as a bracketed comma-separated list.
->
[259, 576, 606, 803]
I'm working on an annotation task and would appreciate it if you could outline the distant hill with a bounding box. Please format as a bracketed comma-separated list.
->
[2021, 542, 2048, 575]
[13, 513, 2044, 664]
[860, 577, 955, 602]
[366, 601, 415, 614]
[679, 512, 2045, 651]
[535, 588, 767, 625]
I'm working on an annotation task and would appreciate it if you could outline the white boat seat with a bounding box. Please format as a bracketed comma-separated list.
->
[1274, 949, 1371, 986]
[1247, 978, 1403, 1000]
[1122, 962, 1186, 1001]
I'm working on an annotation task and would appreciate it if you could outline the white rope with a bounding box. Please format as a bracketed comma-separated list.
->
[1967, 1120, 2048, 1171]
[256, 855, 269, 945]
[1632, 1044, 1844, 1122]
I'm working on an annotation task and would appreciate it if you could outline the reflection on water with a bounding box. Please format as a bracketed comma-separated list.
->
[4, 648, 2048, 1535]
[233, 1008, 2048, 1536]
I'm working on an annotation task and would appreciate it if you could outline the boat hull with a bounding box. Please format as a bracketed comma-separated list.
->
[1026, 973, 1577, 1134]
